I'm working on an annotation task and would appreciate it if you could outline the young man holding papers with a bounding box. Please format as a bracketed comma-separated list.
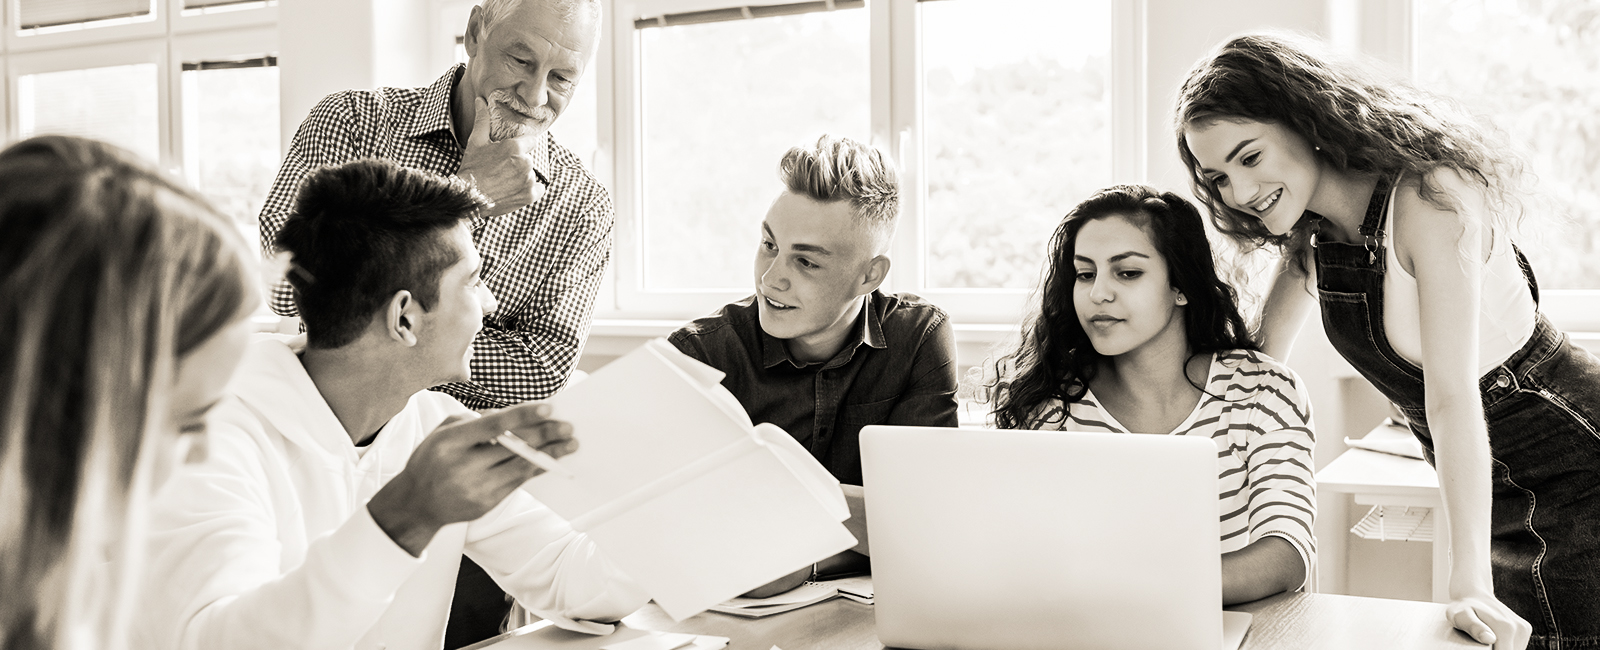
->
[138, 160, 648, 650]
[669, 135, 960, 594]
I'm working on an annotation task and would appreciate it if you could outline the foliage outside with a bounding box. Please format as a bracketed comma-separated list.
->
[1416, 0, 1600, 290]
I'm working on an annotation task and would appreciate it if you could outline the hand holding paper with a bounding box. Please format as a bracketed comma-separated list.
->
[367, 402, 576, 556]
[521, 339, 858, 620]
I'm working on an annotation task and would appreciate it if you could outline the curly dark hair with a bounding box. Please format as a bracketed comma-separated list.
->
[984, 184, 1259, 430]
[1175, 32, 1523, 266]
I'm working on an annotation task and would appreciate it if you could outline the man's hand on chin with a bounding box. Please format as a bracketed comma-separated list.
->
[457, 96, 546, 217]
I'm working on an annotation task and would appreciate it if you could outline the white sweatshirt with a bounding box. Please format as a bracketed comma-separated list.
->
[137, 335, 649, 650]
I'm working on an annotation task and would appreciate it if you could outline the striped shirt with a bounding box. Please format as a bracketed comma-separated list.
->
[259, 64, 612, 409]
[1026, 350, 1316, 584]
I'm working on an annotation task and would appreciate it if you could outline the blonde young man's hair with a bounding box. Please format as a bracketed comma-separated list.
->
[0, 136, 253, 650]
[778, 134, 901, 253]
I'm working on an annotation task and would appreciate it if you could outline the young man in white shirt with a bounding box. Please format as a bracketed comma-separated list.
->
[138, 159, 648, 650]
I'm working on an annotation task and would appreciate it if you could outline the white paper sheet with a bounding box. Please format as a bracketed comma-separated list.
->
[522, 339, 857, 620]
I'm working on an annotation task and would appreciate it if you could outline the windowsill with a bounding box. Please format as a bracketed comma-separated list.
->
[587, 318, 1019, 345]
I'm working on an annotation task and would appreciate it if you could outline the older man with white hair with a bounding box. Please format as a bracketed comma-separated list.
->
[254, 0, 613, 644]
[262, 0, 608, 411]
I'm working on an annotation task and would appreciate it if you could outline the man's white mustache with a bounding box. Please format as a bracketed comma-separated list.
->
[490, 91, 553, 123]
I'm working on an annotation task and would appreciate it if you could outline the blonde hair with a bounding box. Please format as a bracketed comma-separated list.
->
[0, 136, 253, 650]
[778, 134, 901, 251]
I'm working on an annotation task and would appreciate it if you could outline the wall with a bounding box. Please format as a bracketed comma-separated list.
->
[278, 0, 440, 154]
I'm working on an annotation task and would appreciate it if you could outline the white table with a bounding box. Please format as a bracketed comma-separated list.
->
[1314, 423, 1446, 602]
[469, 592, 1481, 650]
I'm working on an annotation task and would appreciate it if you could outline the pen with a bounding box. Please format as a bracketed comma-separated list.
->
[493, 430, 575, 479]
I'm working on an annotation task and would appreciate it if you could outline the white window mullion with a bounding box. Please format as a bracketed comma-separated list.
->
[159, 0, 178, 173]
[1111, 0, 1146, 183]
[883, 0, 920, 298]
[606, 0, 647, 315]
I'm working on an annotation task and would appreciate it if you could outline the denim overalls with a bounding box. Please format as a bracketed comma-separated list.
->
[1314, 174, 1600, 649]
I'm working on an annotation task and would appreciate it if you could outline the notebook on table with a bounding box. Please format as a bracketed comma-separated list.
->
[860, 425, 1252, 650]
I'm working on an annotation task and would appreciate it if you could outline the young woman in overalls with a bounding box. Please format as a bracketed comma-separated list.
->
[1176, 33, 1600, 650]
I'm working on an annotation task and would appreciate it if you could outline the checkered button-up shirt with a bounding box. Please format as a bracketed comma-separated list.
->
[260, 64, 612, 408]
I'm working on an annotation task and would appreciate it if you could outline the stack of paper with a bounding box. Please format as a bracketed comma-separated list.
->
[525, 339, 859, 620]
[708, 576, 875, 617]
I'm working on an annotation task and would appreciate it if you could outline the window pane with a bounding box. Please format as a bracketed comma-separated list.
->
[19, 64, 160, 163]
[1415, 0, 1600, 290]
[921, 0, 1113, 289]
[182, 62, 281, 254]
[639, 8, 870, 290]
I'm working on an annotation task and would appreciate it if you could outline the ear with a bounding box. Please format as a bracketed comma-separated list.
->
[464, 6, 486, 59]
[860, 255, 891, 296]
[1174, 290, 1189, 306]
[385, 290, 422, 347]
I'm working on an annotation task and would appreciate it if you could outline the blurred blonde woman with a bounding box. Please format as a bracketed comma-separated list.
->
[0, 135, 257, 650]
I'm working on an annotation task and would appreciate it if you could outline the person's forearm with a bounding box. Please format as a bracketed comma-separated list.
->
[1221, 536, 1304, 605]
[448, 325, 580, 406]
[367, 477, 444, 557]
[1427, 396, 1496, 596]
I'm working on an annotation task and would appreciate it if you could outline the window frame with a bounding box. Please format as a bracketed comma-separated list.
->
[599, 0, 1147, 323]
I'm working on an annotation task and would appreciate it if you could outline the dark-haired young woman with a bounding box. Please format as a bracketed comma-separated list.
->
[986, 184, 1315, 605]
[1178, 32, 1600, 650]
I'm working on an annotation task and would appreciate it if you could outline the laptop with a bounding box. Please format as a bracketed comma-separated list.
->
[860, 426, 1252, 650]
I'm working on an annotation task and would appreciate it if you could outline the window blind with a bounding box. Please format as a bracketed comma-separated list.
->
[19, 0, 152, 30]
[634, 0, 864, 30]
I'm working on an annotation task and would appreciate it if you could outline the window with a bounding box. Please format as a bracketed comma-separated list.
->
[637, 5, 870, 290]
[921, 0, 1112, 290]
[181, 56, 281, 252]
[608, 0, 1134, 320]
[18, 63, 161, 161]
[2, 0, 280, 316]
[1413, 0, 1600, 326]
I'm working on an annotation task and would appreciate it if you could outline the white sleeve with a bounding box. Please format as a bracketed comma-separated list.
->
[1243, 365, 1318, 590]
[463, 489, 651, 633]
[138, 413, 425, 650]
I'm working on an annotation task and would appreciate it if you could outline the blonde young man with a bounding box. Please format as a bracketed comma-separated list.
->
[669, 135, 959, 592]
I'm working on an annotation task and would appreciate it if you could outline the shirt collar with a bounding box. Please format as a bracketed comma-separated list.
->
[405, 65, 462, 141]
[410, 63, 552, 184]
[759, 292, 888, 370]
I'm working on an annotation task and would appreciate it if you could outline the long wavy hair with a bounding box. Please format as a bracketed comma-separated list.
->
[985, 185, 1258, 430]
[1175, 32, 1524, 266]
[0, 136, 254, 650]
